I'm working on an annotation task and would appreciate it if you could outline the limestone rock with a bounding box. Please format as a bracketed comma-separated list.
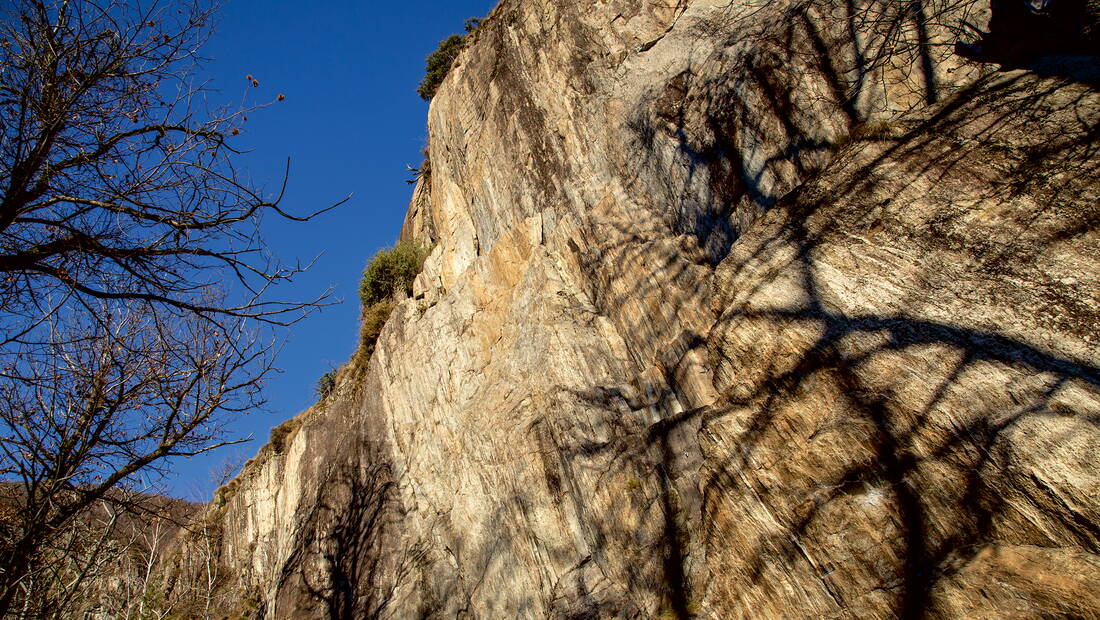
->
[210, 1, 1100, 618]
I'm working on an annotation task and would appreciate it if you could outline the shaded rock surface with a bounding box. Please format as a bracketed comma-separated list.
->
[210, 0, 1100, 617]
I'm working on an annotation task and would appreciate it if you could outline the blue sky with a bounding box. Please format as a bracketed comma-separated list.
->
[166, 0, 498, 500]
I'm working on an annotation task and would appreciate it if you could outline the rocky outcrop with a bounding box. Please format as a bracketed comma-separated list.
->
[211, 0, 1100, 617]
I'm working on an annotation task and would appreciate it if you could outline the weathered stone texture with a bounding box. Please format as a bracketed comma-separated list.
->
[212, 0, 1100, 617]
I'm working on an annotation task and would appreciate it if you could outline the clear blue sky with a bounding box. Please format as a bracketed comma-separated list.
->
[165, 0, 498, 500]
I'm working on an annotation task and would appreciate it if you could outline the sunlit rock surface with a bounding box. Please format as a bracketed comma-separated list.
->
[212, 0, 1100, 617]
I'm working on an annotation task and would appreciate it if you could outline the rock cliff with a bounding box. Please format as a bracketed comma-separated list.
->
[210, 0, 1100, 617]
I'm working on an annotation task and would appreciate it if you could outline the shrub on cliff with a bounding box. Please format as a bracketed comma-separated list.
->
[417, 34, 467, 100]
[315, 370, 337, 398]
[269, 416, 303, 454]
[356, 241, 429, 364]
[359, 240, 431, 307]
[360, 298, 397, 360]
[416, 17, 483, 100]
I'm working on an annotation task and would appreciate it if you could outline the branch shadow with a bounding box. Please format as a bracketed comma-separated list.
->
[547, 2, 1100, 616]
[274, 457, 419, 620]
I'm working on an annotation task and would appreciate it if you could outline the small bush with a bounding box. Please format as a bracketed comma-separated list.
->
[417, 34, 467, 100]
[359, 240, 430, 308]
[315, 370, 337, 399]
[354, 241, 429, 366]
[360, 299, 396, 361]
[269, 417, 302, 454]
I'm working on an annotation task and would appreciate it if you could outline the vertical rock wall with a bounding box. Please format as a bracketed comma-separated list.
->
[212, 0, 1100, 617]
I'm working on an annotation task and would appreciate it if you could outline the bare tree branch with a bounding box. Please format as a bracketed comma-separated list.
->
[0, 1, 343, 615]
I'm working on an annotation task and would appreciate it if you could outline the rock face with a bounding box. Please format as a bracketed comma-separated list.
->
[212, 0, 1100, 617]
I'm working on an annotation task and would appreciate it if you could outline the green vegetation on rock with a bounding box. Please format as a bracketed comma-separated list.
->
[356, 240, 430, 364]
[359, 240, 431, 307]
[416, 17, 482, 100]
[417, 34, 467, 100]
[315, 370, 337, 399]
[360, 298, 398, 360]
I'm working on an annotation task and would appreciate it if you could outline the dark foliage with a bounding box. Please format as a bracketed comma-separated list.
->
[417, 34, 467, 100]
[316, 370, 337, 399]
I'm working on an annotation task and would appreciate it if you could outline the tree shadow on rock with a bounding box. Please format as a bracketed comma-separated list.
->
[690, 59, 1100, 618]
[275, 458, 424, 620]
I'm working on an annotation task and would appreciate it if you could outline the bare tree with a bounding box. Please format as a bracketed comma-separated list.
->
[0, 0, 342, 615]
[13, 499, 120, 619]
[127, 506, 172, 620]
